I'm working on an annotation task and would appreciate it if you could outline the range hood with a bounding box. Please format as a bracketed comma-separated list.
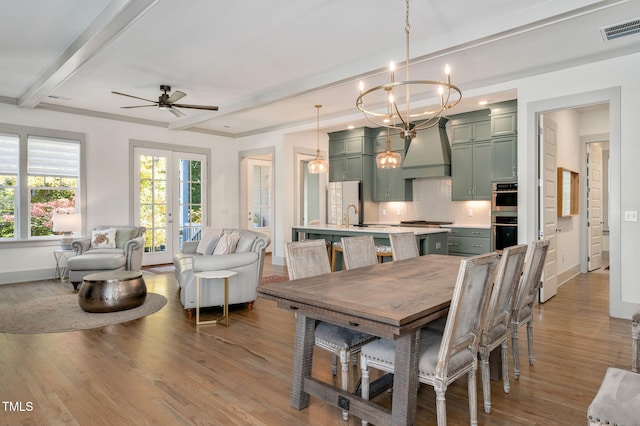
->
[402, 118, 451, 179]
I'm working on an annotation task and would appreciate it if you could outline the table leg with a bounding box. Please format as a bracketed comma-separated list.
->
[391, 330, 421, 426]
[290, 314, 315, 410]
[196, 276, 230, 326]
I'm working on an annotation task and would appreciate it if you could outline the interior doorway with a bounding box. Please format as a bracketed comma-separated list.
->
[535, 102, 610, 303]
[239, 148, 274, 253]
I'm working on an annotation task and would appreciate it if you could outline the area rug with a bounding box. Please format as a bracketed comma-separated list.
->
[260, 275, 288, 285]
[0, 293, 167, 334]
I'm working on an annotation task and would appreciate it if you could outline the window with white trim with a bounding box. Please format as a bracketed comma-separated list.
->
[0, 125, 83, 242]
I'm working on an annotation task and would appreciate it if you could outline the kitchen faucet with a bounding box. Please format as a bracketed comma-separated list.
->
[344, 204, 358, 227]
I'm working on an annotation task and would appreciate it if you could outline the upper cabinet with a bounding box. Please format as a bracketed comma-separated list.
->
[328, 127, 374, 182]
[489, 100, 518, 182]
[372, 129, 412, 201]
[449, 110, 492, 200]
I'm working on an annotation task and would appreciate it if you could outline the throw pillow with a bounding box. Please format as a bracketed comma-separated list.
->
[196, 227, 223, 255]
[235, 233, 257, 253]
[91, 228, 116, 249]
[213, 232, 241, 255]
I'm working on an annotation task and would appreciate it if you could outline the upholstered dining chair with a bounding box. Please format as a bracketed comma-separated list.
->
[341, 235, 378, 270]
[389, 232, 420, 261]
[479, 243, 528, 414]
[511, 239, 550, 380]
[360, 252, 499, 426]
[284, 240, 377, 420]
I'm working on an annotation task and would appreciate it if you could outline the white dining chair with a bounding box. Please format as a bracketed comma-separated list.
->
[341, 235, 378, 270]
[360, 252, 499, 426]
[389, 232, 420, 261]
[511, 239, 550, 379]
[479, 243, 528, 414]
[284, 240, 377, 420]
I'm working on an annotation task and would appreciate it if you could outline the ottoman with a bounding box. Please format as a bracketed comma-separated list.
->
[78, 270, 147, 313]
[67, 253, 126, 290]
[587, 367, 640, 425]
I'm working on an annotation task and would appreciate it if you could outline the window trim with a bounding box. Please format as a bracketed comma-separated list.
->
[0, 123, 86, 247]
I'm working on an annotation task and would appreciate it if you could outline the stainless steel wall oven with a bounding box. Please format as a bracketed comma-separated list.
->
[492, 215, 518, 252]
[492, 182, 518, 212]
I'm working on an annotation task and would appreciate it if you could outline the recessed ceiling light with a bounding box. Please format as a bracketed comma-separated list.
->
[478, 100, 488, 106]
[348, 125, 355, 129]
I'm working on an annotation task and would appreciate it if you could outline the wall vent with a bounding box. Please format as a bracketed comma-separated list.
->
[600, 18, 640, 41]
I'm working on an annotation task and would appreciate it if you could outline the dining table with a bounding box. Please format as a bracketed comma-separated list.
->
[257, 254, 464, 426]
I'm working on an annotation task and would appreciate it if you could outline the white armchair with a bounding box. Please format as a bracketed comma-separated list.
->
[67, 225, 146, 289]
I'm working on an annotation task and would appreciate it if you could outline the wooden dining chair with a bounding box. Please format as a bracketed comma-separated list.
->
[360, 252, 499, 426]
[341, 235, 378, 270]
[510, 239, 550, 379]
[284, 240, 377, 420]
[479, 243, 528, 414]
[389, 232, 420, 261]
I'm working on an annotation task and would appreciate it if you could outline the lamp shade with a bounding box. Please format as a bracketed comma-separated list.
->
[52, 213, 82, 232]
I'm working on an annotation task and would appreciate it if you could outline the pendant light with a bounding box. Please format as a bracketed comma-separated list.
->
[376, 131, 402, 168]
[308, 104, 329, 174]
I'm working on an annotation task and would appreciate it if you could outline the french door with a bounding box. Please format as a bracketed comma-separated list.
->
[134, 147, 207, 265]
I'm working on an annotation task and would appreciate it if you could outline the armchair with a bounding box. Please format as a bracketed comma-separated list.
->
[173, 228, 270, 318]
[67, 225, 146, 289]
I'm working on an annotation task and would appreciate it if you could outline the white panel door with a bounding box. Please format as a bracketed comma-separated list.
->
[134, 148, 206, 265]
[246, 158, 272, 252]
[539, 115, 558, 303]
[587, 143, 603, 271]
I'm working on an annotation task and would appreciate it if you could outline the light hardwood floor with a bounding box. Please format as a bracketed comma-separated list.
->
[0, 256, 630, 425]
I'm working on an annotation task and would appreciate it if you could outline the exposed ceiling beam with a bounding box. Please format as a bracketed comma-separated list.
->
[18, 0, 158, 108]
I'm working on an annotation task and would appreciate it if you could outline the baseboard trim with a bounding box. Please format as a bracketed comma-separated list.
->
[0, 268, 57, 285]
[558, 265, 581, 287]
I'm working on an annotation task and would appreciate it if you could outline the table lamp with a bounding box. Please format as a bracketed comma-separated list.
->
[52, 213, 82, 250]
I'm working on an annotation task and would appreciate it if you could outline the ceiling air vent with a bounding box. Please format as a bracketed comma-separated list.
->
[600, 18, 640, 41]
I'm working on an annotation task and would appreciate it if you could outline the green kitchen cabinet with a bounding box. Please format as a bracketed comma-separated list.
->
[446, 227, 492, 256]
[489, 100, 517, 137]
[329, 155, 369, 182]
[492, 136, 518, 182]
[451, 141, 492, 201]
[449, 110, 491, 145]
[374, 151, 413, 201]
[328, 128, 374, 183]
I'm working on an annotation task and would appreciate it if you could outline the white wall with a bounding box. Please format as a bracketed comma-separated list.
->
[0, 103, 233, 283]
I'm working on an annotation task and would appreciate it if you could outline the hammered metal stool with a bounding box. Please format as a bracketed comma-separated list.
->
[632, 305, 640, 372]
[78, 270, 146, 313]
[588, 367, 640, 425]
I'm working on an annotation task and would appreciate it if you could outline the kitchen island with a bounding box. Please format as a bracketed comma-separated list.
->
[291, 224, 449, 262]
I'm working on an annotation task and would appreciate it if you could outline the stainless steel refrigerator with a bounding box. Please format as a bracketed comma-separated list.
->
[327, 181, 362, 225]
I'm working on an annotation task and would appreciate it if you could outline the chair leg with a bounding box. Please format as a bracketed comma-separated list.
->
[434, 382, 448, 426]
[512, 325, 521, 380]
[479, 348, 491, 414]
[527, 320, 534, 366]
[361, 355, 370, 426]
[632, 321, 639, 373]
[339, 349, 350, 421]
[501, 340, 511, 394]
[468, 368, 478, 426]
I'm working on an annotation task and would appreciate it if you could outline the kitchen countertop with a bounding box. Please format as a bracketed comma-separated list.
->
[440, 224, 491, 229]
[293, 224, 450, 235]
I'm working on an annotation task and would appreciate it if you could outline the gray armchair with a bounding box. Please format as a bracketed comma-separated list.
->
[67, 225, 146, 289]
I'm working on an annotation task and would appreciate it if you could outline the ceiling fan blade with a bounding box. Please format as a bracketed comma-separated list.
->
[169, 107, 186, 117]
[111, 91, 157, 103]
[166, 90, 186, 104]
[172, 103, 219, 111]
[120, 105, 156, 109]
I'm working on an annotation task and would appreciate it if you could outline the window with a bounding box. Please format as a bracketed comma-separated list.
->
[0, 125, 83, 242]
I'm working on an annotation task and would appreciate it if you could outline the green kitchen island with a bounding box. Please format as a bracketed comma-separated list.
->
[292, 224, 449, 270]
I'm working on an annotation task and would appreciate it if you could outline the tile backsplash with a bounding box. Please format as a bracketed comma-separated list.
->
[377, 177, 491, 226]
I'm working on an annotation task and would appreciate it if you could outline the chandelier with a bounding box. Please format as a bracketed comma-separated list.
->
[308, 104, 329, 174]
[356, 0, 462, 143]
[376, 131, 402, 168]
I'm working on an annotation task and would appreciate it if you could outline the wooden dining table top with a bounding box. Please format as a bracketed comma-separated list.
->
[257, 254, 463, 338]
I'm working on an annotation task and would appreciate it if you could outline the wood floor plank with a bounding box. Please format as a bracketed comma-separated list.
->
[0, 259, 630, 425]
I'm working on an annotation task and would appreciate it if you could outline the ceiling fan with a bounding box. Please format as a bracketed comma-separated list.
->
[111, 85, 218, 117]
